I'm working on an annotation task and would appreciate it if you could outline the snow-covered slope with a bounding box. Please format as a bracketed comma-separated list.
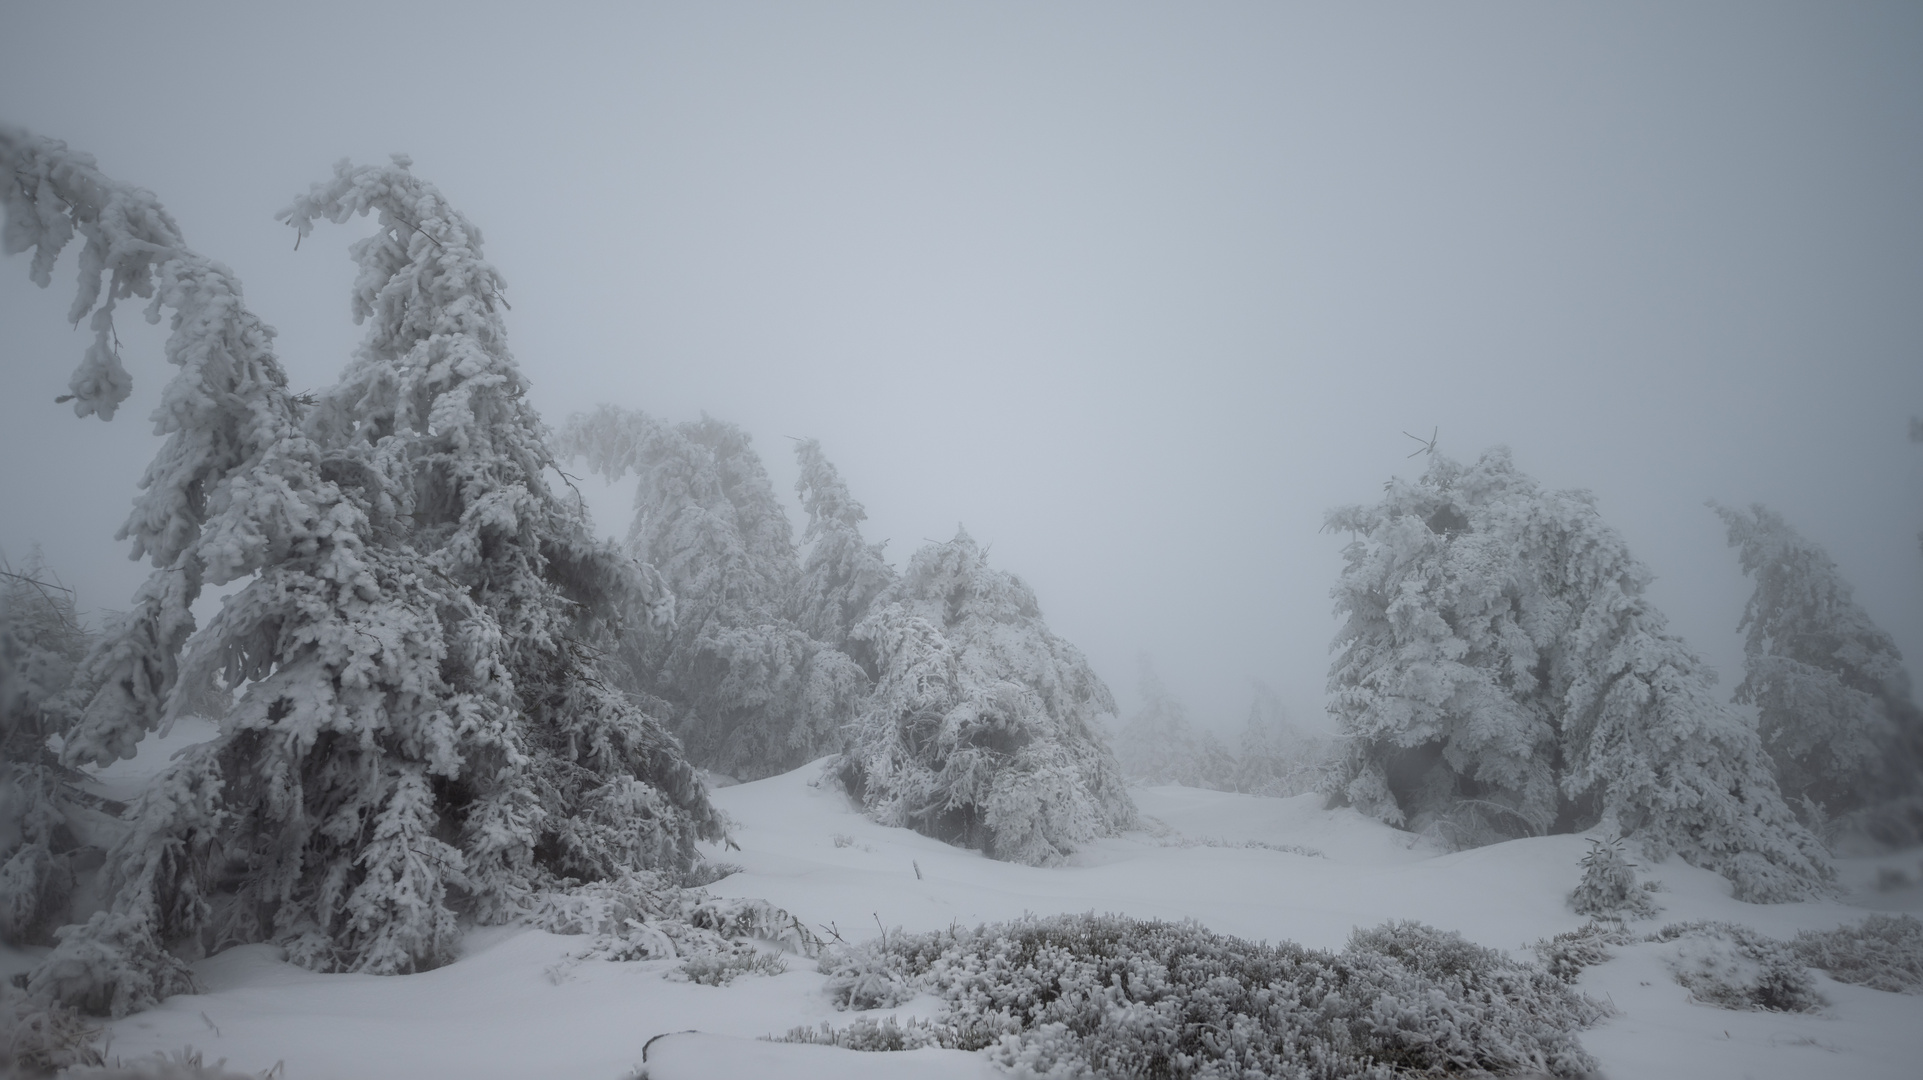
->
[12, 759, 1919, 1079]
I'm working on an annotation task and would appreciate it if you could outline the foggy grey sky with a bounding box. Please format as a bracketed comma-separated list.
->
[3, 2, 1920, 734]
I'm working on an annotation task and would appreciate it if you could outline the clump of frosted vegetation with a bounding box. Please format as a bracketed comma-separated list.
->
[1532, 921, 1635, 984]
[1650, 922, 1825, 1013]
[528, 870, 821, 966]
[1569, 836, 1660, 920]
[0, 981, 106, 1074]
[793, 913, 1605, 1078]
[673, 948, 788, 986]
[58, 1049, 260, 1079]
[1792, 914, 1923, 994]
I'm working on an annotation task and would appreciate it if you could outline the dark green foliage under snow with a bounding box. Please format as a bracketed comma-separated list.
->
[791, 913, 1605, 1079]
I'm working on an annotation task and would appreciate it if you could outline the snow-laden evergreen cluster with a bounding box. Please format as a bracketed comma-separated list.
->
[789, 437, 896, 653]
[567, 410, 1135, 864]
[559, 410, 866, 781]
[834, 531, 1135, 865]
[1325, 449, 1832, 902]
[1713, 502, 1923, 842]
[1, 130, 721, 1015]
[1112, 668, 1332, 797]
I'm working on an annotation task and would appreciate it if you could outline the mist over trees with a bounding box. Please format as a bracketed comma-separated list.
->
[1325, 449, 1832, 902]
[4, 120, 1917, 1045]
[560, 407, 865, 781]
[1713, 502, 1923, 844]
[563, 410, 1134, 863]
[1110, 665, 1331, 798]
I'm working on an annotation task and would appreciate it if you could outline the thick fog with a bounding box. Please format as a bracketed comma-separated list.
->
[3, 2, 1919, 735]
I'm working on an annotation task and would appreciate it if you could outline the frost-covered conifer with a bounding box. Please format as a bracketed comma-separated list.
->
[790, 438, 895, 651]
[1326, 449, 1830, 901]
[0, 553, 101, 946]
[1712, 502, 1922, 838]
[3, 134, 720, 1013]
[562, 408, 863, 779]
[1112, 660, 1233, 789]
[833, 530, 1134, 865]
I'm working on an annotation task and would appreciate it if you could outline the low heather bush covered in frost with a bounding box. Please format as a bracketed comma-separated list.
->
[1791, 914, 1923, 994]
[1531, 921, 1636, 985]
[527, 870, 821, 966]
[1, 982, 105, 1075]
[1650, 921, 1825, 1013]
[791, 912, 1605, 1079]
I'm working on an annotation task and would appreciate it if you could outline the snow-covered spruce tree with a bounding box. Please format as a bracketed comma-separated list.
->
[561, 408, 864, 779]
[1712, 502, 1923, 840]
[0, 552, 102, 947]
[3, 135, 720, 1013]
[4, 127, 356, 1012]
[1112, 659, 1233, 789]
[1326, 449, 1830, 902]
[833, 529, 1134, 865]
[789, 438, 896, 653]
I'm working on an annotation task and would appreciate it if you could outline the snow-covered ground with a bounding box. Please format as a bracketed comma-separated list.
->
[11, 759, 1923, 1079]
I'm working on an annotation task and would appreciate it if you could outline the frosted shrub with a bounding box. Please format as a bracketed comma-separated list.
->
[59, 1049, 260, 1079]
[1650, 922, 1824, 1012]
[0, 982, 104, 1075]
[678, 861, 742, 889]
[28, 910, 198, 1020]
[1532, 921, 1634, 984]
[779, 1015, 948, 1052]
[529, 871, 820, 967]
[1792, 914, 1923, 994]
[1569, 836, 1660, 920]
[818, 930, 934, 1011]
[794, 913, 1604, 1078]
[672, 947, 787, 986]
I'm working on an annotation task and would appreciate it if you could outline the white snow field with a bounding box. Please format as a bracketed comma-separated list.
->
[12, 758, 1922, 1080]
